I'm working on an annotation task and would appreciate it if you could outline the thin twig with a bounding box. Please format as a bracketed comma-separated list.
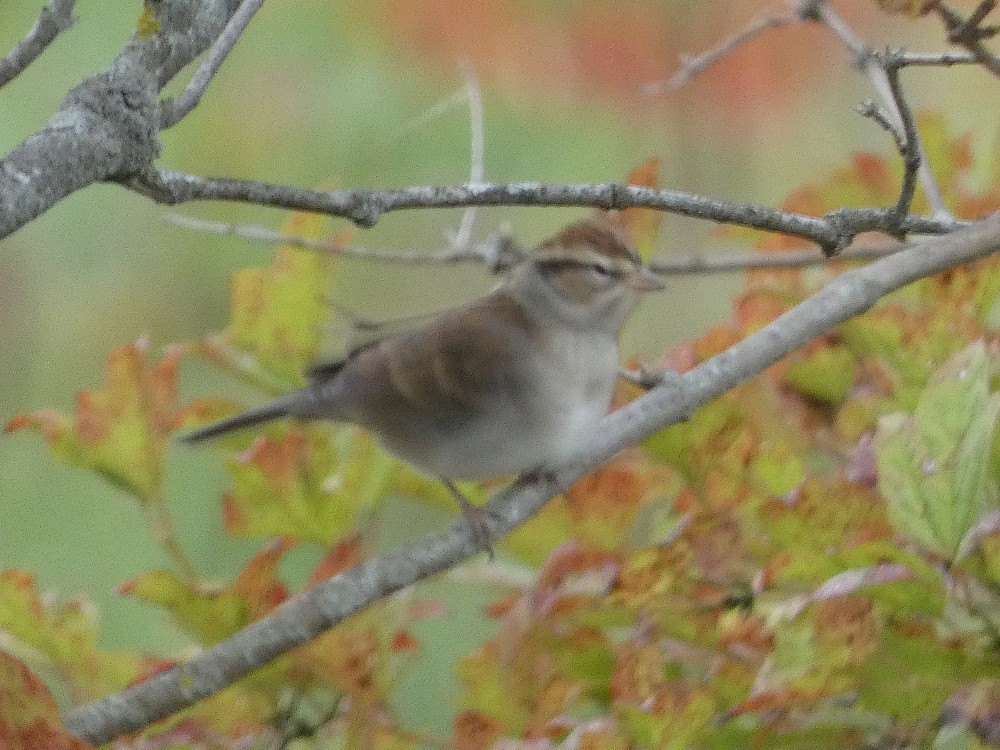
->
[166, 212, 907, 273]
[935, 1, 1000, 77]
[147, 170, 963, 256]
[855, 99, 898, 141]
[164, 213, 485, 263]
[160, 0, 267, 128]
[0, 0, 77, 87]
[894, 50, 978, 66]
[881, 53, 921, 223]
[651, 244, 905, 273]
[640, 0, 955, 220]
[447, 62, 485, 252]
[642, 9, 797, 94]
[390, 90, 467, 141]
[808, 0, 951, 219]
[62, 214, 1000, 747]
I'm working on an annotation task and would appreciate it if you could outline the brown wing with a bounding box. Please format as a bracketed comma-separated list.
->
[333, 290, 544, 431]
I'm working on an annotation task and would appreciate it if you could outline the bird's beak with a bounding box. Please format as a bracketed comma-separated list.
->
[627, 267, 665, 292]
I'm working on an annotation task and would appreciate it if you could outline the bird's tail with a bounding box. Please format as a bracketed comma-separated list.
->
[180, 397, 294, 443]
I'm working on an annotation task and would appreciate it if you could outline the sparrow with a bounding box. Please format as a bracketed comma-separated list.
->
[184, 217, 664, 551]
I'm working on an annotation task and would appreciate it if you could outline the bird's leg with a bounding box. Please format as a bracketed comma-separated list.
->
[443, 479, 495, 560]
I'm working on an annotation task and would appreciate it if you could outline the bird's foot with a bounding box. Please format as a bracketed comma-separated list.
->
[444, 480, 496, 560]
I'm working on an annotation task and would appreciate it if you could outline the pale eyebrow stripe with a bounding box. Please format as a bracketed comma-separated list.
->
[535, 249, 627, 272]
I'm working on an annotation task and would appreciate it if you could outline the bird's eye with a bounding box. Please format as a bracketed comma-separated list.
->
[586, 264, 615, 284]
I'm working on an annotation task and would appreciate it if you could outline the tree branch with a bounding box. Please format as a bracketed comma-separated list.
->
[447, 62, 486, 252]
[0, 0, 245, 240]
[62, 213, 1000, 747]
[0, 0, 77, 88]
[894, 50, 978, 66]
[806, 0, 951, 219]
[879, 51, 921, 224]
[144, 168, 963, 255]
[159, 0, 267, 128]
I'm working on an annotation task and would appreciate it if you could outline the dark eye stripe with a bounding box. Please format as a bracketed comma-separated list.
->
[536, 259, 624, 278]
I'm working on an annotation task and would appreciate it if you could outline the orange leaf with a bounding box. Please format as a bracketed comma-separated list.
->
[391, 629, 420, 652]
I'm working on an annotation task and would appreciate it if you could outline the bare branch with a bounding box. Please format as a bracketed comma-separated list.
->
[63, 214, 1000, 747]
[895, 50, 978, 66]
[642, 9, 797, 94]
[0, 0, 250, 240]
[447, 62, 486, 252]
[856, 99, 899, 141]
[165, 212, 490, 264]
[641, 0, 958, 221]
[391, 90, 467, 140]
[145, 168, 963, 255]
[808, 0, 950, 218]
[651, 243, 906, 273]
[160, 0, 268, 128]
[0, 0, 77, 88]
[167, 212, 907, 273]
[881, 52, 921, 222]
[935, 2, 1000, 76]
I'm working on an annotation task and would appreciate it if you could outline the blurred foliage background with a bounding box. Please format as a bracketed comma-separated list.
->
[0, 0, 995, 736]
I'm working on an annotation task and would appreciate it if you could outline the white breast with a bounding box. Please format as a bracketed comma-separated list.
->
[383, 329, 620, 480]
[533, 330, 620, 465]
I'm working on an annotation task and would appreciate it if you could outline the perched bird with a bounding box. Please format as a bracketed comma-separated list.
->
[184, 217, 664, 550]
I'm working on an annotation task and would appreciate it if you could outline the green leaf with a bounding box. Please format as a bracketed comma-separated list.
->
[751, 444, 804, 496]
[875, 342, 1000, 556]
[123, 541, 292, 645]
[785, 345, 855, 404]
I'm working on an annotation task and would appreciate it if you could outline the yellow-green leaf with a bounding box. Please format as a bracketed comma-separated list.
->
[785, 345, 856, 404]
[6, 340, 184, 504]
[218, 211, 336, 388]
[222, 425, 394, 545]
[619, 157, 663, 262]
